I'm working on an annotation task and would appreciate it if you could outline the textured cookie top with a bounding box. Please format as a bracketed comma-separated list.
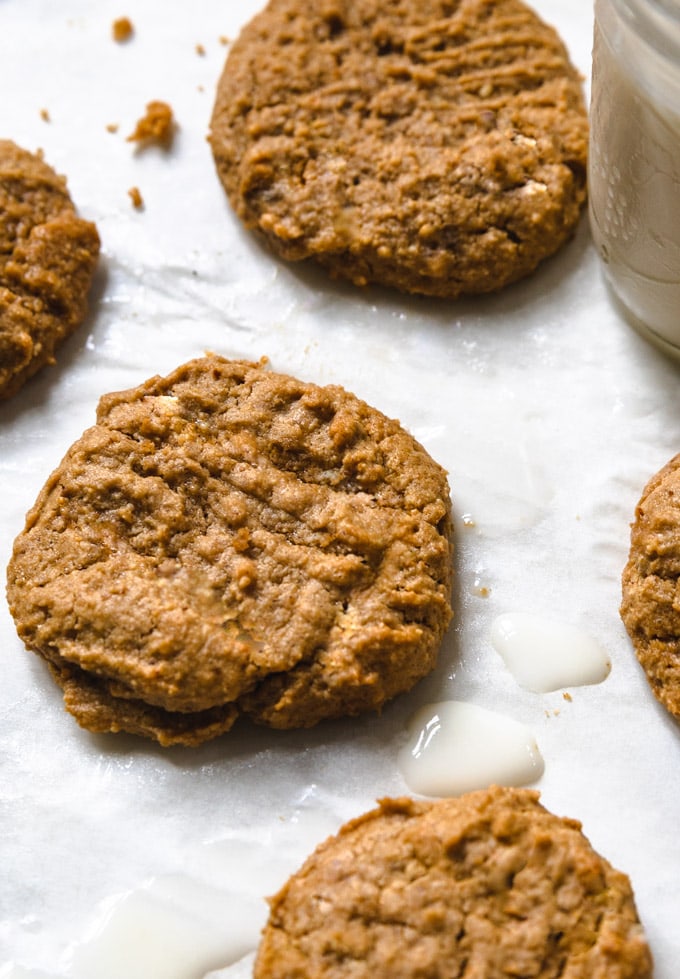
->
[7, 355, 453, 746]
[621, 453, 680, 719]
[0, 140, 100, 400]
[210, 0, 588, 298]
[254, 786, 652, 979]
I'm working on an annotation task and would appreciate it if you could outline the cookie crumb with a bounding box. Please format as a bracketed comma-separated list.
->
[128, 186, 144, 209]
[39, 108, 51, 122]
[219, 35, 230, 45]
[196, 43, 206, 56]
[112, 17, 134, 42]
[106, 123, 119, 134]
[127, 101, 176, 148]
[563, 691, 573, 702]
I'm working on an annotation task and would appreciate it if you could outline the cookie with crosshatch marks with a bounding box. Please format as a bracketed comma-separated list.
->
[0, 140, 99, 400]
[209, 0, 588, 299]
[621, 452, 680, 720]
[254, 786, 653, 979]
[6, 354, 453, 746]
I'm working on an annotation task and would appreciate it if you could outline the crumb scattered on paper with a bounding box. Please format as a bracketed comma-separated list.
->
[112, 17, 134, 42]
[127, 101, 176, 148]
[106, 123, 119, 134]
[128, 186, 144, 209]
[196, 43, 206, 56]
[39, 108, 50, 122]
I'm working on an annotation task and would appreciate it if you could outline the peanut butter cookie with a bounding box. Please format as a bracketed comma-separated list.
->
[0, 140, 100, 400]
[210, 0, 588, 298]
[621, 453, 680, 719]
[255, 786, 653, 978]
[7, 355, 453, 746]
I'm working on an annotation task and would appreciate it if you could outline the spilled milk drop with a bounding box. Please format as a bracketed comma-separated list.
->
[398, 700, 544, 797]
[64, 873, 257, 979]
[2, 805, 344, 979]
[489, 612, 611, 693]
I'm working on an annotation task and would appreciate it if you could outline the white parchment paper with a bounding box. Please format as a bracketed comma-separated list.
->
[1, 1, 678, 975]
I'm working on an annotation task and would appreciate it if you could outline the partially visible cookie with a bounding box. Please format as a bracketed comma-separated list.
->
[621, 453, 680, 719]
[6, 354, 453, 746]
[0, 140, 100, 400]
[210, 0, 588, 299]
[254, 786, 653, 979]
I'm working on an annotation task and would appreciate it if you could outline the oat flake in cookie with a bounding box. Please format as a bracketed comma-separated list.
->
[621, 453, 680, 719]
[254, 786, 653, 979]
[209, 0, 588, 299]
[0, 140, 100, 400]
[6, 355, 453, 747]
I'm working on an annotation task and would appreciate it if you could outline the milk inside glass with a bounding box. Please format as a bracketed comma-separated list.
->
[589, 0, 680, 354]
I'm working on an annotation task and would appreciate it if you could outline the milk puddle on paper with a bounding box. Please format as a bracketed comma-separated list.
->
[490, 612, 611, 693]
[398, 700, 545, 797]
[399, 614, 611, 797]
[1, 807, 341, 979]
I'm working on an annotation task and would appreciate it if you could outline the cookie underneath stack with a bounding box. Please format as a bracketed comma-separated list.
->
[6, 355, 453, 746]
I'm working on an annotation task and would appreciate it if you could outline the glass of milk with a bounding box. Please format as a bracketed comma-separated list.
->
[589, 0, 680, 358]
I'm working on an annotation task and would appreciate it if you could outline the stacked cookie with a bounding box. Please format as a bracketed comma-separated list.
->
[6, 355, 453, 746]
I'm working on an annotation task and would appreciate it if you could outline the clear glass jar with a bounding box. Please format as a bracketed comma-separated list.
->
[589, 0, 680, 358]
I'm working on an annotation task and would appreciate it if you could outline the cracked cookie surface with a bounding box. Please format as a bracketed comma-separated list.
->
[254, 786, 653, 979]
[6, 355, 453, 746]
[210, 0, 588, 298]
[621, 453, 680, 719]
[0, 140, 100, 400]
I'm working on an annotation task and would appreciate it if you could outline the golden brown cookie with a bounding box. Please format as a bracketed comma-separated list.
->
[6, 355, 453, 746]
[209, 0, 588, 299]
[0, 140, 100, 400]
[254, 786, 653, 979]
[621, 453, 680, 719]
